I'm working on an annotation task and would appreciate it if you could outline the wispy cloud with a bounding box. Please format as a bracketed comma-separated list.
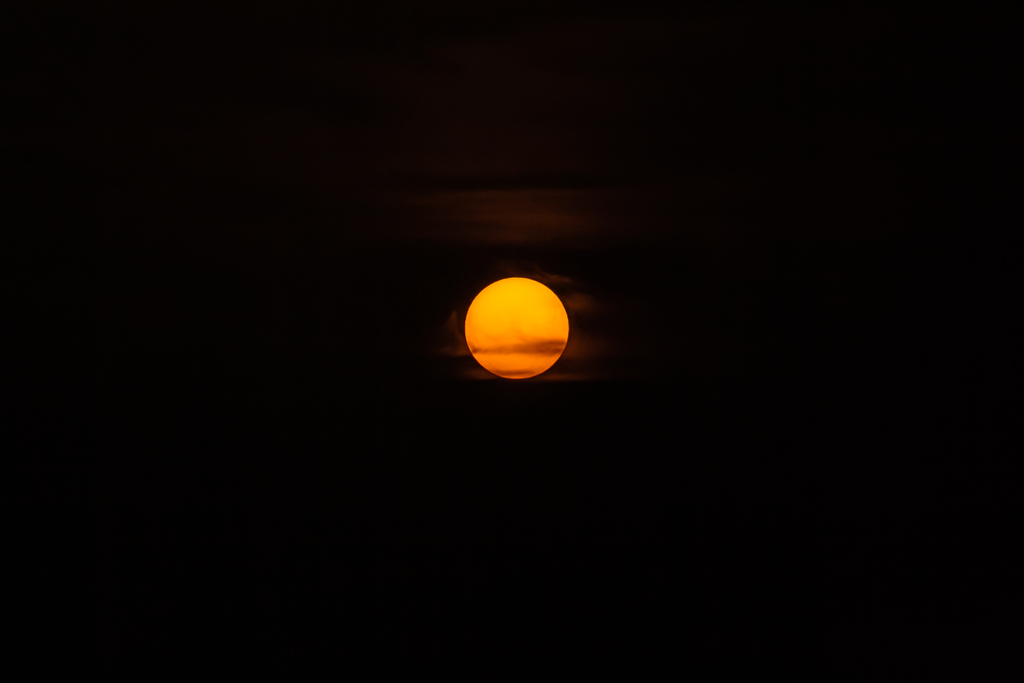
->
[467, 339, 567, 356]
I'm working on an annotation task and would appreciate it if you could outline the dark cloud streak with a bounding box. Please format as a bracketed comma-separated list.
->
[467, 340, 568, 356]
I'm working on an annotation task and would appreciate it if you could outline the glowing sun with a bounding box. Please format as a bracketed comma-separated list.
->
[465, 277, 569, 379]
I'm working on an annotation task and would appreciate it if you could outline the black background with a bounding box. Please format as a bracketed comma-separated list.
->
[4, 1, 1020, 675]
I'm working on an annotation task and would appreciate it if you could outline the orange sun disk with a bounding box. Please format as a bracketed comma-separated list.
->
[465, 277, 569, 379]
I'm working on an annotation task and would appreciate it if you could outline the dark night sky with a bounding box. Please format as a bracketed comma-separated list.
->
[4, 1, 1020, 675]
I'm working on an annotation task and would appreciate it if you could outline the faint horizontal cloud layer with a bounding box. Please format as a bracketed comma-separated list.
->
[69, 3, 977, 251]
[396, 185, 701, 246]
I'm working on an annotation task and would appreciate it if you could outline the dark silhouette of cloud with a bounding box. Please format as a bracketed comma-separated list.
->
[467, 339, 568, 356]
